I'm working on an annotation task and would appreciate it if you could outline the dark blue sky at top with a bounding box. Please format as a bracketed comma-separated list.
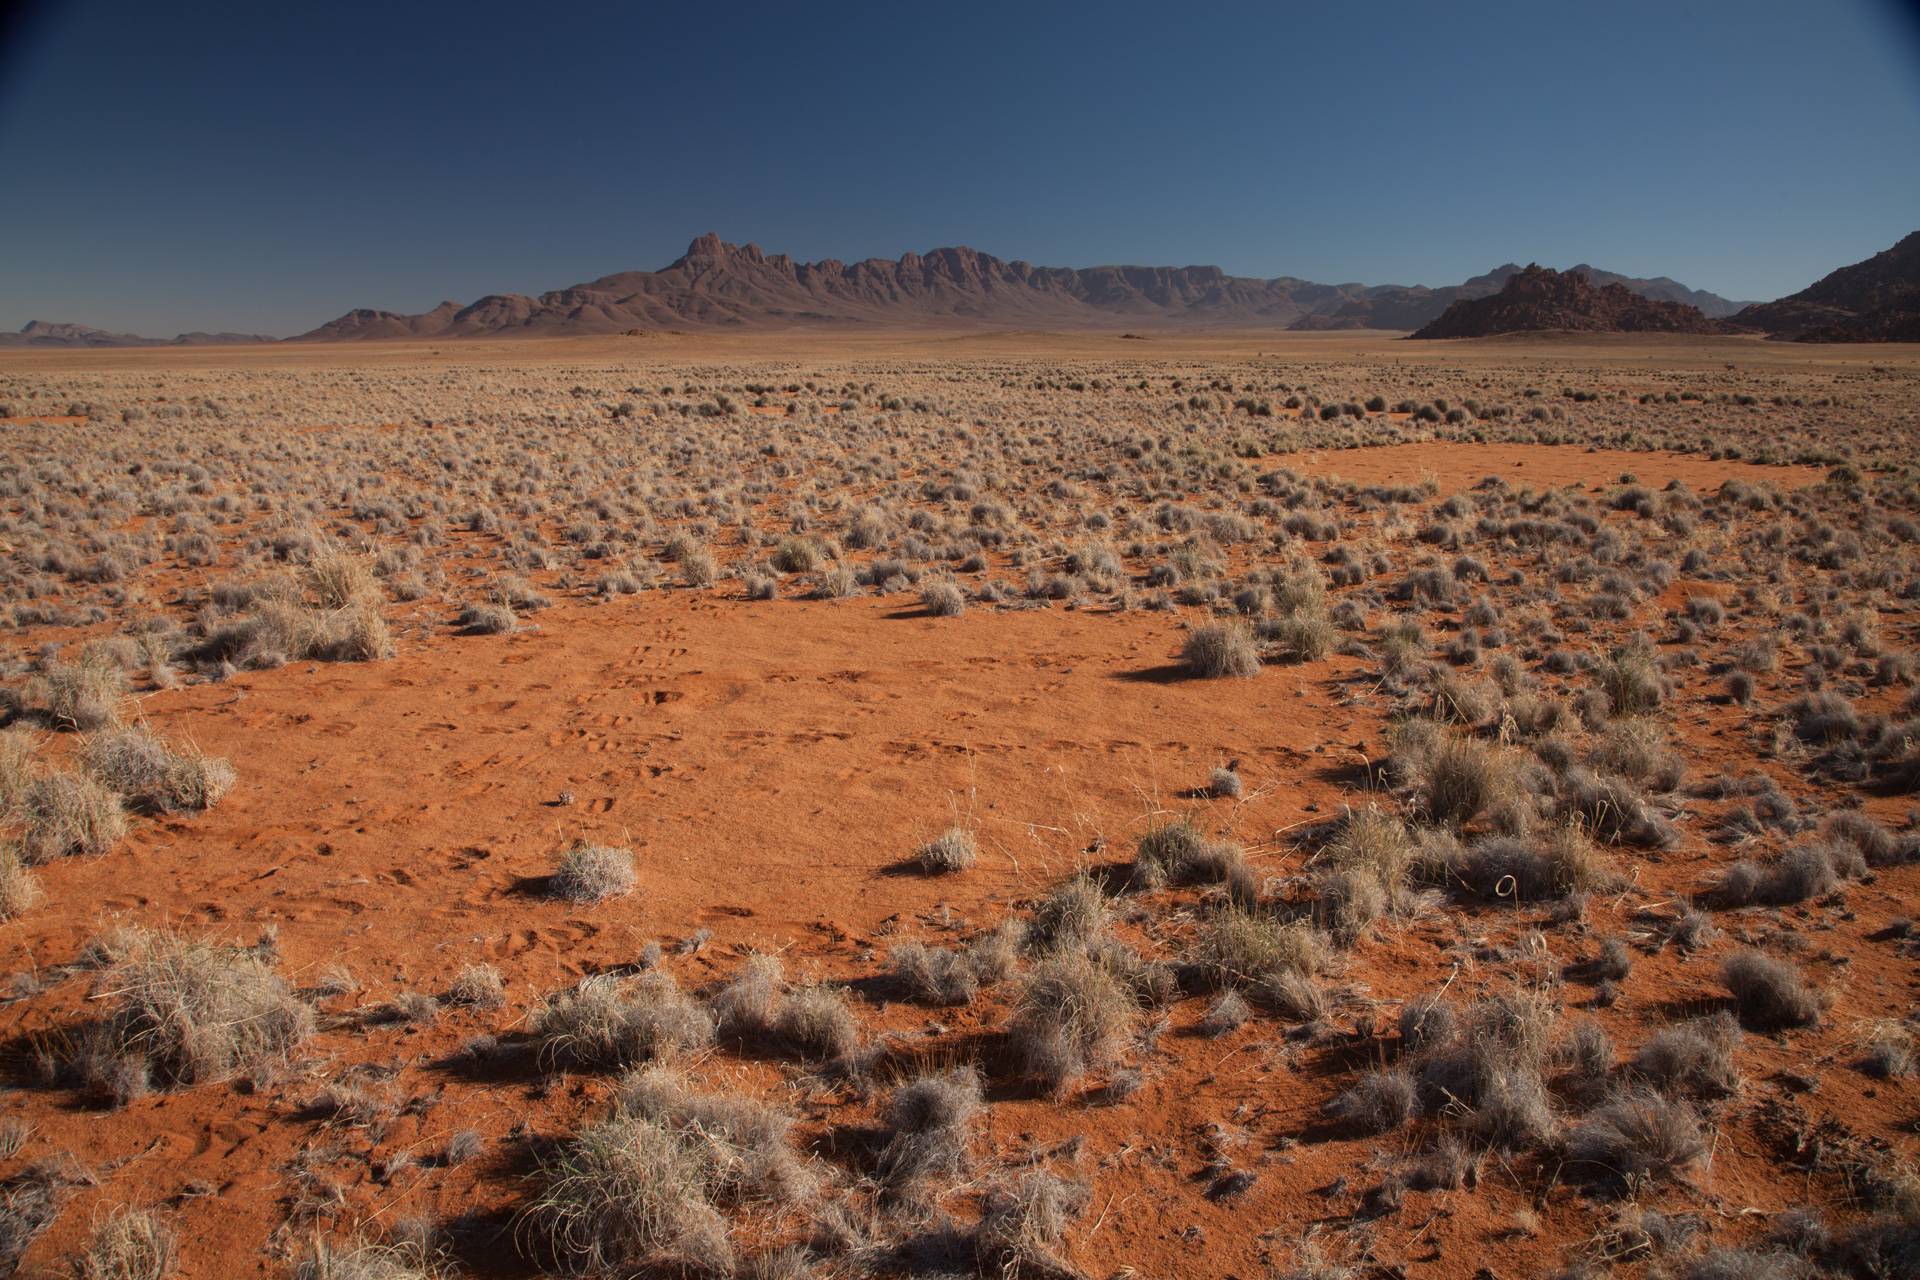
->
[1, 0, 1916, 336]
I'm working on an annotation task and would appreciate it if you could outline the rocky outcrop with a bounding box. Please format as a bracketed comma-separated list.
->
[1408, 266, 1729, 339]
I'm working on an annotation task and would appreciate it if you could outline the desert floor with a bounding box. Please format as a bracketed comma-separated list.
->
[0, 329, 1916, 1280]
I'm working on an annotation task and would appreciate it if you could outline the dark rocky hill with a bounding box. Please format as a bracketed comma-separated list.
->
[1733, 231, 1920, 342]
[1408, 266, 1730, 339]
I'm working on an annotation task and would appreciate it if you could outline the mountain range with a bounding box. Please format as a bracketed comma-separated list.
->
[7, 230, 1915, 344]
[290, 235, 1756, 341]
[0, 320, 275, 349]
[0, 237, 1756, 347]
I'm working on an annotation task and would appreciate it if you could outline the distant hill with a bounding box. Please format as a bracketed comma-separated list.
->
[1733, 231, 1920, 342]
[295, 234, 1752, 340]
[1408, 266, 1730, 339]
[0, 320, 274, 349]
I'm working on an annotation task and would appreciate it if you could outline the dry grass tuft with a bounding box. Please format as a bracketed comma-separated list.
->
[0, 844, 41, 920]
[972, 1171, 1091, 1278]
[76, 1206, 178, 1280]
[550, 844, 637, 903]
[1182, 622, 1260, 678]
[1722, 951, 1822, 1030]
[520, 1067, 812, 1277]
[79, 928, 312, 1102]
[80, 724, 235, 813]
[19, 770, 127, 864]
[876, 1067, 982, 1196]
[532, 972, 714, 1071]
[915, 826, 977, 874]
[1008, 952, 1137, 1097]
[1566, 1092, 1706, 1194]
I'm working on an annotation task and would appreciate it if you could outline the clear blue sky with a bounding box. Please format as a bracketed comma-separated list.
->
[2, 0, 1916, 336]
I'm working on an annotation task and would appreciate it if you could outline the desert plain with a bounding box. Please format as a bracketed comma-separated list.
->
[0, 327, 1916, 1280]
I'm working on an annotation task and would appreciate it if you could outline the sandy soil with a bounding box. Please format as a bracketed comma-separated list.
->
[0, 331, 1914, 1280]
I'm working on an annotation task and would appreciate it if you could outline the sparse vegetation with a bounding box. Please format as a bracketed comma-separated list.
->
[0, 342, 1911, 1279]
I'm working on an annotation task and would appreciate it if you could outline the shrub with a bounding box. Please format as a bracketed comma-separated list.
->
[532, 973, 714, 1071]
[1182, 622, 1259, 678]
[813, 565, 859, 599]
[972, 1172, 1090, 1278]
[458, 602, 516, 634]
[1631, 1014, 1740, 1098]
[1824, 811, 1902, 866]
[1443, 826, 1604, 901]
[711, 954, 785, 1040]
[1723, 952, 1821, 1029]
[198, 598, 393, 666]
[1566, 1093, 1706, 1193]
[770, 538, 821, 573]
[80, 929, 312, 1100]
[965, 921, 1025, 984]
[888, 942, 979, 1006]
[36, 659, 126, 730]
[1026, 874, 1111, 951]
[304, 544, 380, 610]
[550, 844, 636, 903]
[1133, 819, 1241, 888]
[517, 1112, 735, 1276]
[1591, 719, 1685, 791]
[1860, 1021, 1916, 1078]
[1714, 843, 1842, 907]
[80, 725, 235, 813]
[1266, 609, 1335, 662]
[1558, 768, 1678, 848]
[1399, 997, 1458, 1053]
[774, 984, 859, 1060]
[1462, 1063, 1556, 1150]
[613, 1066, 814, 1204]
[1008, 953, 1136, 1096]
[313, 600, 394, 661]
[446, 963, 506, 1009]
[19, 771, 127, 863]
[77, 1206, 177, 1280]
[1328, 1068, 1418, 1133]
[679, 548, 717, 587]
[915, 827, 977, 874]
[1413, 733, 1517, 829]
[0, 845, 40, 919]
[292, 1237, 445, 1279]
[1598, 648, 1664, 715]
[1558, 1019, 1615, 1088]
[1320, 806, 1415, 889]
[1414, 991, 1560, 1148]
[876, 1068, 982, 1195]
[1312, 867, 1390, 943]
[0, 730, 33, 813]
[1191, 907, 1324, 994]
[919, 579, 967, 617]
